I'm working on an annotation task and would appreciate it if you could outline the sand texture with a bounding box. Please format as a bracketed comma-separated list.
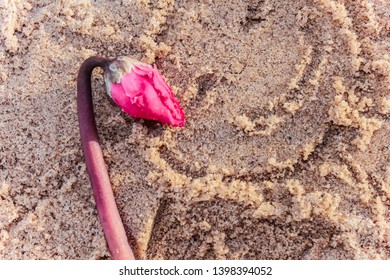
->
[1, 0, 389, 259]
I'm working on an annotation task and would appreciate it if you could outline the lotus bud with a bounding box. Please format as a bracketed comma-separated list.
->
[104, 56, 185, 127]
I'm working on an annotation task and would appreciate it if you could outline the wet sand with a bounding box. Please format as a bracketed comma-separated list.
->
[0, 0, 389, 259]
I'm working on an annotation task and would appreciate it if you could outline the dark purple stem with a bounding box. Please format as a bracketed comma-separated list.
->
[77, 56, 135, 260]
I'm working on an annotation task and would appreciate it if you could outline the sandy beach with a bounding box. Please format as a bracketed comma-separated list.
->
[0, 0, 389, 259]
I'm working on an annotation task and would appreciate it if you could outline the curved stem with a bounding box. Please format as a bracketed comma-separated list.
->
[77, 56, 135, 260]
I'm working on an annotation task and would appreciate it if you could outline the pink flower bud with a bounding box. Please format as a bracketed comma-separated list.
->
[104, 56, 185, 127]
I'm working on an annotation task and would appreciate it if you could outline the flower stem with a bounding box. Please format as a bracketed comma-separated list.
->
[77, 56, 135, 260]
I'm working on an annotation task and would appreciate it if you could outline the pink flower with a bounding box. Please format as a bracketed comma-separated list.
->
[104, 56, 185, 127]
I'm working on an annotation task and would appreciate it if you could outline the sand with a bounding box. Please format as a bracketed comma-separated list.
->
[0, 0, 389, 259]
